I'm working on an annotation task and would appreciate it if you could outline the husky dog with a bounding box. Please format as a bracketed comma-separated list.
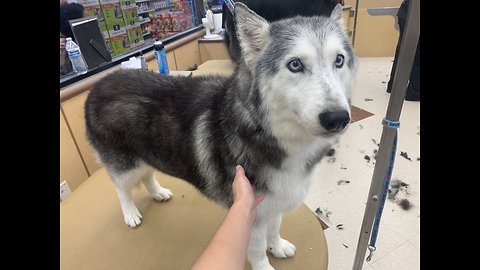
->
[85, 3, 357, 270]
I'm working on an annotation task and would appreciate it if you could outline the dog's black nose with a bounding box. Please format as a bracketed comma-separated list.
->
[319, 110, 350, 132]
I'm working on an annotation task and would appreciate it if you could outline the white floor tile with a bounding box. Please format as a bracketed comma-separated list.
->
[368, 241, 420, 270]
[378, 195, 420, 243]
[304, 187, 364, 229]
[323, 229, 358, 269]
[408, 233, 420, 250]
[302, 57, 420, 270]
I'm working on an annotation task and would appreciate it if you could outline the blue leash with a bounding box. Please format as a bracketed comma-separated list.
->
[224, 0, 235, 14]
[366, 118, 400, 262]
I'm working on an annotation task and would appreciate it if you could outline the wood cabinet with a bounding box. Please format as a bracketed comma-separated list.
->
[61, 91, 101, 177]
[60, 110, 89, 191]
[172, 39, 201, 70]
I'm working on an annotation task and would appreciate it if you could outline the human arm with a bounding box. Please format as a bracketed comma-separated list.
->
[191, 165, 265, 270]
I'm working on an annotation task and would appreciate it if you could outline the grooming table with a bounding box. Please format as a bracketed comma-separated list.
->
[60, 168, 328, 270]
[192, 59, 236, 77]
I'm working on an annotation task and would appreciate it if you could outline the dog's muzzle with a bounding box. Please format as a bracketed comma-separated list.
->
[319, 110, 350, 132]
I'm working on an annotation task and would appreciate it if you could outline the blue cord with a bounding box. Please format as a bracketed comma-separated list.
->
[366, 118, 400, 262]
[224, 0, 235, 14]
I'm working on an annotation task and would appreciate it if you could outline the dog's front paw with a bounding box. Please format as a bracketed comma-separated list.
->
[152, 187, 173, 201]
[124, 207, 143, 228]
[268, 238, 296, 258]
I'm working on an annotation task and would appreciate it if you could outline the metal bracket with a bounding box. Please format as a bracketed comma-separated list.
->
[367, 7, 400, 31]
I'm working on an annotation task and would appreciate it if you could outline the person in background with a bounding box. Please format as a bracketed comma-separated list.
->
[60, 3, 86, 40]
[192, 165, 265, 270]
[386, 0, 420, 101]
[60, 3, 86, 75]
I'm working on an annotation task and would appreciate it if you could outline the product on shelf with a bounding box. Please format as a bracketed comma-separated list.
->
[104, 37, 114, 54]
[100, 0, 127, 40]
[119, 0, 136, 9]
[127, 25, 145, 48]
[122, 6, 140, 28]
[80, 1, 105, 22]
[109, 33, 131, 56]
[77, 1, 109, 40]
[76, 0, 197, 57]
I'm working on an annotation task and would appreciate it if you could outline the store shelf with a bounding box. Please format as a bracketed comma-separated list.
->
[137, 5, 174, 14]
[142, 31, 151, 36]
[138, 8, 156, 14]
[140, 18, 151, 24]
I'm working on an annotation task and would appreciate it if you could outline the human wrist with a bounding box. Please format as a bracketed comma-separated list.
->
[231, 200, 257, 224]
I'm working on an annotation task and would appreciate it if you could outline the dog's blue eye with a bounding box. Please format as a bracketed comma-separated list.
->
[287, 58, 303, 73]
[335, 54, 345, 68]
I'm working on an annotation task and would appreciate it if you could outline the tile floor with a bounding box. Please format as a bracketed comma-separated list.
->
[303, 57, 420, 269]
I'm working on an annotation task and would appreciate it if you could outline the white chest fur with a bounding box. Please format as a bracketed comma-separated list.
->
[259, 136, 335, 215]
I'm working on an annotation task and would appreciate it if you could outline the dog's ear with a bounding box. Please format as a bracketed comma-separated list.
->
[330, 4, 346, 33]
[330, 3, 343, 22]
[234, 2, 270, 68]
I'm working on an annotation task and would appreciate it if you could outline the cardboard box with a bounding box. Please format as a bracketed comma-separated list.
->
[123, 7, 140, 28]
[127, 25, 145, 48]
[100, 0, 127, 37]
[84, 5, 104, 22]
[109, 33, 131, 56]
[104, 37, 114, 54]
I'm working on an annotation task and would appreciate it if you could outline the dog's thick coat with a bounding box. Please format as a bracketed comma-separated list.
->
[85, 3, 357, 270]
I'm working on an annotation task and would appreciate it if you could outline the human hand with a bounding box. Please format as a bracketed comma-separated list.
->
[232, 165, 265, 219]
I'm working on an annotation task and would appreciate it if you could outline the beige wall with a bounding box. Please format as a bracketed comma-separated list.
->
[354, 9, 400, 56]
[344, 0, 403, 56]
[344, 0, 403, 9]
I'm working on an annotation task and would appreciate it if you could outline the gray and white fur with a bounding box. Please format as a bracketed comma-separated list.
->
[85, 3, 357, 270]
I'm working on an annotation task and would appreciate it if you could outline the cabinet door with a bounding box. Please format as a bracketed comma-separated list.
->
[173, 39, 201, 70]
[61, 92, 102, 176]
[199, 42, 231, 63]
[166, 51, 177, 71]
[60, 110, 89, 191]
[148, 51, 177, 71]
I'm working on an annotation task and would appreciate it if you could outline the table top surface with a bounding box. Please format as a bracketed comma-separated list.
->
[61, 168, 328, 270]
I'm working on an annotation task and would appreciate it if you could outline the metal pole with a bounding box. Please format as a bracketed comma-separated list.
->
[351, 0, 360, 46]
[352, 0, 420, 269]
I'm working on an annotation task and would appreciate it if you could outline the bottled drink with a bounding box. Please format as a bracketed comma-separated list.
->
[65, 37, 88, 75]
[154, 40, 169, 75]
